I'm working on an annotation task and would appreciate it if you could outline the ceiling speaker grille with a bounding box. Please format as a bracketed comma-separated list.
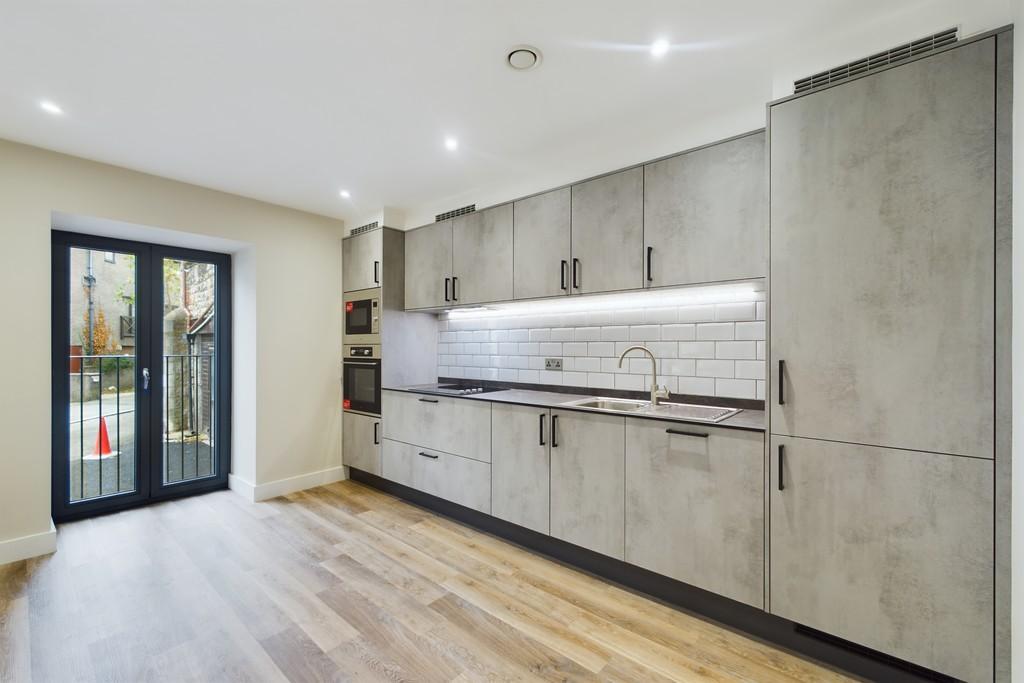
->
[436, 204, 476, 222]
[350, 221, 378, 236]
[794, 27, 958, 95]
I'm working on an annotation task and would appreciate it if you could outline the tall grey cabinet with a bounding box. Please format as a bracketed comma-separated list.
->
[768, 35, 1004, 682]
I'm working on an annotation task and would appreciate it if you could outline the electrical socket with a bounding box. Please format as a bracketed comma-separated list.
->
[544, 358, 563, 371]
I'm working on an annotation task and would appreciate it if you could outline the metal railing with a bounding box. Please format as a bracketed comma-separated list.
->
[163, 353, 216, 484]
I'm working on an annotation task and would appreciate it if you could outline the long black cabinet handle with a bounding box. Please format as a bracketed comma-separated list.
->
[551, 414, 559, 447]
[560, 260, 568, 291]
[417, 397, 439, 403]
[374, 260, 380, 284]
[571, 258, 580, 290]
[778, 444, 785, 491]
[452, 276, 459, 301]
[373, 422, 379, 445]
[419, 451, 439, 460]
[778, 359, 785, 405]
[539, 413, 546, 446]
[646, 246, 653, 283]
[444, 277, 451, 302]
[666, 429, 708, 438]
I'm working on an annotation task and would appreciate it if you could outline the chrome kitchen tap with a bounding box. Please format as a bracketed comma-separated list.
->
[617, 345, 670, 406]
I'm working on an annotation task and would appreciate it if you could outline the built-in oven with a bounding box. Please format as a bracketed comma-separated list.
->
[344, 288, 380, 345]
[343, 345, 381, 416]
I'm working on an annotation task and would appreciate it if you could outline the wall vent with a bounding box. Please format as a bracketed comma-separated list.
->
[793, 27, 958, 95]
[350, 221, 378, 236]
[436, 204, 476, 222]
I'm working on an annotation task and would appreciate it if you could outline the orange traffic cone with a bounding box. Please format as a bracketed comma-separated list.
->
[92, 416, 113, 456]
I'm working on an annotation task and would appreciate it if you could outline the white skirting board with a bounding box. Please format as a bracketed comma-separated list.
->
[229, 466, 347, 503]
[0, 520, 57, 565]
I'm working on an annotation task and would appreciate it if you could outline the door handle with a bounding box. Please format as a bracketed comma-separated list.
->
[419, 451, 439, 460]
[778, 360, 786, 405]
[646, 246, 653, 283]
[142, 367, 150, 391]
[539, 413, 546, 446]
[551, 414, 559, 447]
[373, 422, 379, 445]
[452, 276, 458, 301]
[571, 258, 580, 290]
[560, 260, 568, 291]
[444, 277, 451, 302]
[374, 260, 380, 284]
[778, 444, 785, 491]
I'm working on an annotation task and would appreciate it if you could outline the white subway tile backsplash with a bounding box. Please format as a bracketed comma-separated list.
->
[490, 330, 509, 342]
[644, 307, 678, 324]
[662, 324, 696, 341]
[480, 343, 498, 355]
[757, 341, 766, 360]
[498, 342, 518, 355]
[601, 357, 629, 374]
[464, 367, 482, 380]
[756, 302, 766, 321]
[551, 328, 574, 341]
[529, 357, 546, 370]
[678, 342, 716, 358]
[440, 331, 457, 343]
[587, 372, 615, 389]
[735, 360, 766, 380]
[645, 341, 678, 358]
[601, 326, 630, 341]
[679, 376, 715, 394]
[716, 378, 756, 399]
[518, 369, 539, 383]
[586, 310, 614, 326]
[499, 369, 518, 381]
[629, 325, 661, 341]
[735, 321, 765, 341]
[508, 356, 529, 369]
[715, 302, 756, 322]
[615, 374, 644, 391]
[518, 342, 538, 355]
[574, 327, 601, 341]
[588, 342, 616, 357]
[562, 371, 588, 386]
[562, 342, 588, 357]
[662, 358, 696, 376]
[613, 309, 646, 325]
[509, 329, 529, 342]
[716, 341, 757, 360]
[697, 359, 734, 378]
[696, 323, 734, 341]
[572, 357, 601, 372]
[464, 342, 481, 354]
[529, 328, 551, 342]
[678, 305, 716, 323]
[481, 368, 499, 380]
[538, 342, 562, 356]
[539, 370, 563, 385]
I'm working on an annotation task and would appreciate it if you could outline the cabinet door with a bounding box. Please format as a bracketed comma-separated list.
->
[769, 436, 993, 682]
[342, 412, 381, 475]
[382, 439, 491, 513]
[342, 230, 382, 293]
[570, 168, 644, 295]
[382, 391, 492, 463]
[491, 404, 550, 534]
[770, 39, 995, 458]
[452, 204, 513, 305]
[549, 411, 625, 559]
[625, 419, 763, 607]
[404, 220, 452, 309]
[643, 132, 766, 287]
[513, 189, 571, 300]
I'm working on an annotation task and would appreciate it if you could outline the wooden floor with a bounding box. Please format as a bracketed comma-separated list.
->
[0, 480, 854, 682]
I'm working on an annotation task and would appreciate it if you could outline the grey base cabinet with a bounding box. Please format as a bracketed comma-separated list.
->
[625, 420, 764, 608]
[769, 436, 993, 682]
[382, 439, 491, 514]
[382, 390, 491, 462]
[491, 404, 550, 534]
[342, 412, 382, 475]
[549, 411, 625, 559]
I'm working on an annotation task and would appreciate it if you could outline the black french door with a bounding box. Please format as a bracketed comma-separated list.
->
[51, 231, 231, 521]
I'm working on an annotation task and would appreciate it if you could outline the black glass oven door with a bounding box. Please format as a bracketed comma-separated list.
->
[345, 299, 374, 336]
[343, 359, 381, 415]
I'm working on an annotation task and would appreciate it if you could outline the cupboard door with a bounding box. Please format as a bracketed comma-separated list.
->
[342, 412, 381, 475]
[549, 411, 625, 559]
[342, 229, 382, 293]
[643, 132, 766, 287]
[381, 439, 491, 513]
[513, 188, 571, 300]
[404, 220, 452, 309]
[769, 39, 995, 458]
[769, 436, 993, 682]
[570, 168, 644, 295]
[452, 204, 513, 305]
[625, 419, 764, 607]
[381, 391, 492, 463]
[491, 404, 550, 534]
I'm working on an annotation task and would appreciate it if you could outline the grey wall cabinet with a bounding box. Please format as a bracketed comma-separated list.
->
[625, 419, 764, 608]
[452, 204, 514, 305]
[404, 220, 453, 309]
[382, 390, 492, 463]
[569, 168, 644, 295]
[549, 410, 625, 559]
[342, 412, 381, 475]
[382, 438, 491, 513]
[513, 188, 572, 300]
[769, 436, 993, 682]
[342, 229, 383, 293]
[643, 132, 766, 287]
[491, 404, 551, 534]
[769, 39, 996, 459]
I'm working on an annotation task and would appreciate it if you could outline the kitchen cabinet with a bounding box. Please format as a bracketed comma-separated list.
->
[769, 38, 995, 459]
[381, 390, 491, 463]
[549, 410, 625, 559]
[404, 220, 452, 309]
[342, 412, 381, 475]
[513, 188, 571, 300]
[643, 132, 766, 287]
[382, 439, 491, 513]
[452, 204, 513, 305]
[491, 404, 550, 534]
[769, 436, 993, 683]
[342, 229, 382, 293]
[570, 168, 644, 295]
[625, 418, 763, 608]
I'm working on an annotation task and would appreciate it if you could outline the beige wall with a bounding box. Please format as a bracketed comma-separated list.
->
[0, 138, 344, 546]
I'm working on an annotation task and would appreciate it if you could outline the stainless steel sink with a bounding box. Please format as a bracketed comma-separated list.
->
[561, 397, 650, 412]
[560, 396, 741, 423]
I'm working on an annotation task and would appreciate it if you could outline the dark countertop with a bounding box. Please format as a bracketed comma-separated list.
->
[383, 384, 765, 433]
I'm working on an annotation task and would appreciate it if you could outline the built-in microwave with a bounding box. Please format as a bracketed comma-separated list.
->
[344, 288, 380, 345]
[343, 345, 381, 416]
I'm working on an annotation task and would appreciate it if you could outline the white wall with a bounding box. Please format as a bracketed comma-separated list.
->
[0, 138, 344, 558]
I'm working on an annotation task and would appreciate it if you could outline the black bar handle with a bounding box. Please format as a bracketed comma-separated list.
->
[418, 397, 439, 403]
[572, 258, 580, 289]
[560, 260, 568, 291]
[646, 246, 653, 283]
[666, 429, 708, 438]
[778, 444, 785, 491]
[551, 414, 559, 447]
[778, 359, 785, 405]
[539, 413, 546, 446]
[452, 276, 459, 301]
[373, 422, 379, 445]
[444, 277, 450, 302]
[374, 260, 380, 284]
[419, 451, 439, 460]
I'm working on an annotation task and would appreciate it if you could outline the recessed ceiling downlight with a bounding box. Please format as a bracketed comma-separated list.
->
[507, 45, 542, 71]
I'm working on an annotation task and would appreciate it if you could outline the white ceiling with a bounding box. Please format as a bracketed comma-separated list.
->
[0, 0, 1011, 228]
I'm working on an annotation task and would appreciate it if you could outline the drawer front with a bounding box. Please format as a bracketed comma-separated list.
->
[342, 412, 381, 475]
[382, 391, 491, 462]
[381, 439, 491, 513]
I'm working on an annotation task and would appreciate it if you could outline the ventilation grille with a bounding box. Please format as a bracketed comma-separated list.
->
[350, 221, 378, 236]
[794, 27, 958, 94]
[436, 204, 476, 222]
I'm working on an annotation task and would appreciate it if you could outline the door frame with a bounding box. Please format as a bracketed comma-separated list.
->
[51, 230, 232, 521]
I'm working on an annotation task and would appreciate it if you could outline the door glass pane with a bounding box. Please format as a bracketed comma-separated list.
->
[68, 247, 137, 501]
[162, 258, 217, 484]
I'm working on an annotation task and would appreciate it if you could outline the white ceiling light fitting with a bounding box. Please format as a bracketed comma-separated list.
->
[39, 100, 63, 115]
[507, 45, 542, 71]
[444, 136, 458, 152]
[339, 189, 351, 199]
[650, 38, 670, 59]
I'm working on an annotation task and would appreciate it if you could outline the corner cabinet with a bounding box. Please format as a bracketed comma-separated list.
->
[569, 168, 644, 295]
[404, 220, 453, 309]
[452, 204, 513, 305]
